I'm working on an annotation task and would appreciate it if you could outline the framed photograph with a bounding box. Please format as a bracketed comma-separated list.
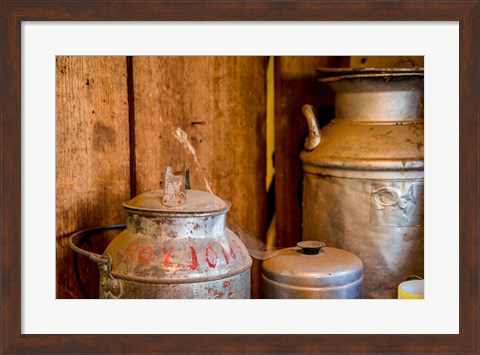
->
[2, 1, 478, 354]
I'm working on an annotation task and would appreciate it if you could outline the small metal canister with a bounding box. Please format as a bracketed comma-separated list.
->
[262, 241, 363, 299]
[70, 168, 252, 299]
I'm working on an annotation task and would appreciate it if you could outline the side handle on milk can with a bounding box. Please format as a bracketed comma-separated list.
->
[302, 104, 321, 151]
[68, 224, 126, 264]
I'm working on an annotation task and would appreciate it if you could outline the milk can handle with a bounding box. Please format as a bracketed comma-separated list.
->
[68, 224, 126, 264]
[302, 104, 321, 150]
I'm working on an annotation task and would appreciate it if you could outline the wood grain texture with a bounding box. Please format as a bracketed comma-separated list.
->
[132, 56, 267, 298]
[55, 56, 130, 298]
[274, 56, 336, 248]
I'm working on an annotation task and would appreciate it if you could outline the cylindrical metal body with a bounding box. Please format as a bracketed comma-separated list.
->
[262, 241, 363, 299]
[301, 68, 424, 299]
[96, 174, 252, 299]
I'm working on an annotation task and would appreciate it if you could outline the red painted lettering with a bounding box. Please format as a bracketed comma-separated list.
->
[137, 246, 154, 263]
[122, 242, 140, 261]
[162, 246, 174, 268]
[221, 247, 230, 264]
[232, 239, 246, 261]
[229, 245, 236, 259]
[205, 246, 219, 268]
[187, 246, 198, 270]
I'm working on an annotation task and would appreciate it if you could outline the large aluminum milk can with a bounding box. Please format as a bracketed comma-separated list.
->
[262, 241, 363, 299]
[69, 168, 252, 299]
[301, 68, 424, 299]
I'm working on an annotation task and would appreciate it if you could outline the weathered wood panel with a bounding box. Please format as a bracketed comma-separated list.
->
[56, 56, 130, 298]
[274, 56, 336, 248]
[132, 56, 267, 298]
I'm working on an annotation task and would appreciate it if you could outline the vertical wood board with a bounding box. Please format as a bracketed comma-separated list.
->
[274, 56, 336, 248]
[56, 56, 130, 298]
[132, 56, 267, 297]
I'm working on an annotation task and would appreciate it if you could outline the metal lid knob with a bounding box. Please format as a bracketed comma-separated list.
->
[123, 167, 230, 215]
[297, 241, 326, 255]
[162, 167, 187, 207]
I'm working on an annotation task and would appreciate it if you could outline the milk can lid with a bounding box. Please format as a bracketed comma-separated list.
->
[316, 67, 424, 82]
[123, 167, 230, 215]
[262, 241, 363, 287]
[123, 189, 230, 215]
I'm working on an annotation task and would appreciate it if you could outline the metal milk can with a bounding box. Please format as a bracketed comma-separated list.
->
[301, 68, 424, 299]
[262, 241, 363, 299]
[69, 168, 252, 299]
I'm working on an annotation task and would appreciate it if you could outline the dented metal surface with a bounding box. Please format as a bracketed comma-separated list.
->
[301, 68, 424, 299]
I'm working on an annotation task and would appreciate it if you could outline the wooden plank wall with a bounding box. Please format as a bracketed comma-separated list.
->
[56, 56, 130, 298]
[56, 56, 266, 299]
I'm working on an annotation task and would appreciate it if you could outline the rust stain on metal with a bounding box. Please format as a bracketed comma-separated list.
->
[210, 289, 224, 298]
